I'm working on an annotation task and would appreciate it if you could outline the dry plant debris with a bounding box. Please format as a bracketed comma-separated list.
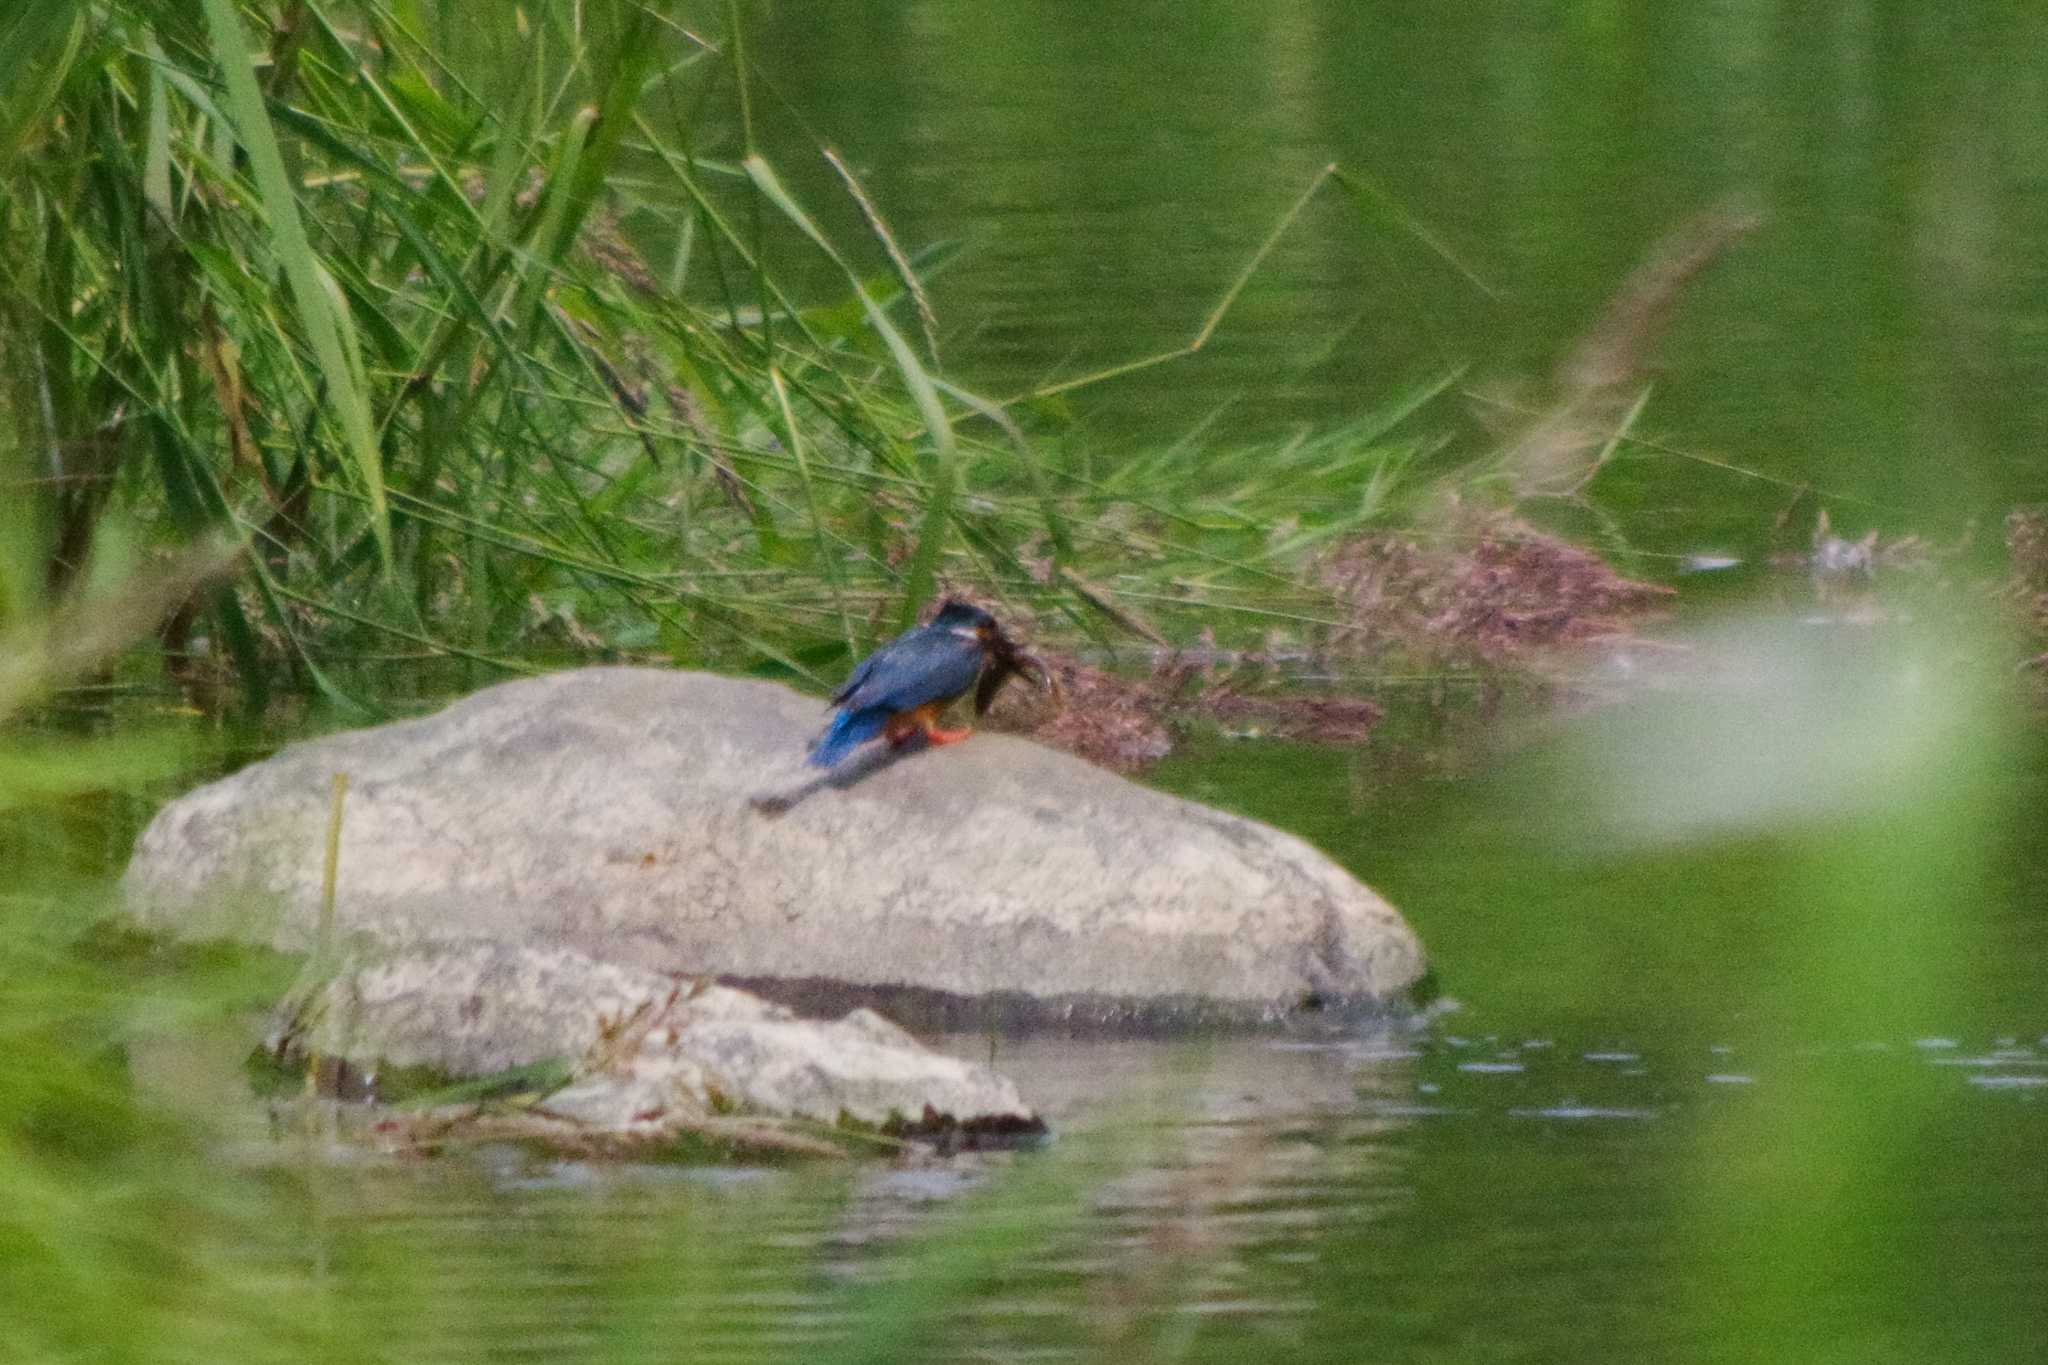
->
[1318, 508, 1675, 673]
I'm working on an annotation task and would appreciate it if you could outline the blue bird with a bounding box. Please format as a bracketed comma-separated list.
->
[808, 600, 1048, 768]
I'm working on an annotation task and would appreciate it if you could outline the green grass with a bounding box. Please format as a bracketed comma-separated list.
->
[0, 0, 1456, 725]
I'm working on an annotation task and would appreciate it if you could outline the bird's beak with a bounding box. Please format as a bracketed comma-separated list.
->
[1017, 650, 1062, 704]
[1007, 650, 1073, 712]
[973, 629, 1062, 716]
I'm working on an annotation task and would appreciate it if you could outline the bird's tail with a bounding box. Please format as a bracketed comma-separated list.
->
[807, 708, 887, 768]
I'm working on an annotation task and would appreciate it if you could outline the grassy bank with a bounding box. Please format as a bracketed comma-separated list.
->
[0, 0, 1491, 733]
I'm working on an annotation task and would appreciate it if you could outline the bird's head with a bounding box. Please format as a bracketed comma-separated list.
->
[930, 598, 998, 642]
[925, 598, 1061, 713]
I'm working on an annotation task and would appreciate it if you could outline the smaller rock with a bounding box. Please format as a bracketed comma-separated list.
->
[270, 942, 1039, 1152]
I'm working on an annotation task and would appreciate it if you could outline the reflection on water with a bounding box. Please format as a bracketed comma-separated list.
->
[1139, 606, 2048, 1361]
[150, 1021, 2042, 1362]
[84, 590, 2040, 1362]
[735, 2, 2048, 558]
[106, 603, 2048, 1360]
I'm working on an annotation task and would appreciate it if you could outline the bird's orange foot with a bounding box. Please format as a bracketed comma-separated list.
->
[924, 724, 973, 746]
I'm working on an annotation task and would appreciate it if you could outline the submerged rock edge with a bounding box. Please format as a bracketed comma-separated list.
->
[266, 941, 1043, 1152]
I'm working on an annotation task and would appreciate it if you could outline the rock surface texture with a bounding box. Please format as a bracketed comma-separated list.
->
[270, 943, 1035, 1139]
[125, 668, 1424, 1021]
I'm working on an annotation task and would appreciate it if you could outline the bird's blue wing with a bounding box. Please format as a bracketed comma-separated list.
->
[828, 622, 928, 703]
[828, 651, 878, 705]
[836, 627, 983, 714]
[810, 624, 986, 768]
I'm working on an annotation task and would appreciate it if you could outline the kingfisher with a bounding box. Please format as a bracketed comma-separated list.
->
[807, 600, 1049, 768]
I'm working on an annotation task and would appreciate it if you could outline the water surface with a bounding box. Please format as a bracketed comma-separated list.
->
[734, 1, 2048, 563]
[138, 711, 2046, 1362]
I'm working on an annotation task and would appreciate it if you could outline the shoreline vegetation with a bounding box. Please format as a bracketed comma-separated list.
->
[0, 4, 2043, 1358]
[3, 4, 2037, 759]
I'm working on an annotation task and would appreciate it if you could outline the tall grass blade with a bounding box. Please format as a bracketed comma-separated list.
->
[199, 0, 392, 574]
[823, 146, 941, 366]
[742, 152, 959, 624]
[768, 367, 856, 656]
[0, 0, 85, 167]
[1332, 164, 1498, 298]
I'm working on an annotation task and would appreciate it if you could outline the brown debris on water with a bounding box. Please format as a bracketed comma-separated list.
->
[982, 644, 1385, 773]
[962, 513, 1667, 769]
[1192, 687, 1383, 744]
[949, 503, 1677, 769]
[2003, 505, 2048, 603]
[986, 655, 1175, 773]
[1318, 507, 1674, 679]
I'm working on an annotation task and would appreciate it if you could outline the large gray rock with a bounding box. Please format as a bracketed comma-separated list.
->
[273, 942, 1034, 1137]
[124, 668, 1423, 1021]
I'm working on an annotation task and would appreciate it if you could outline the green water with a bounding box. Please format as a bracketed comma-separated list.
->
[132, 712, 2046, 1362]
[108, 603, 2048, 1361]
[741, 0, 2048, 563]
[49, 4, 2048, 1360]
